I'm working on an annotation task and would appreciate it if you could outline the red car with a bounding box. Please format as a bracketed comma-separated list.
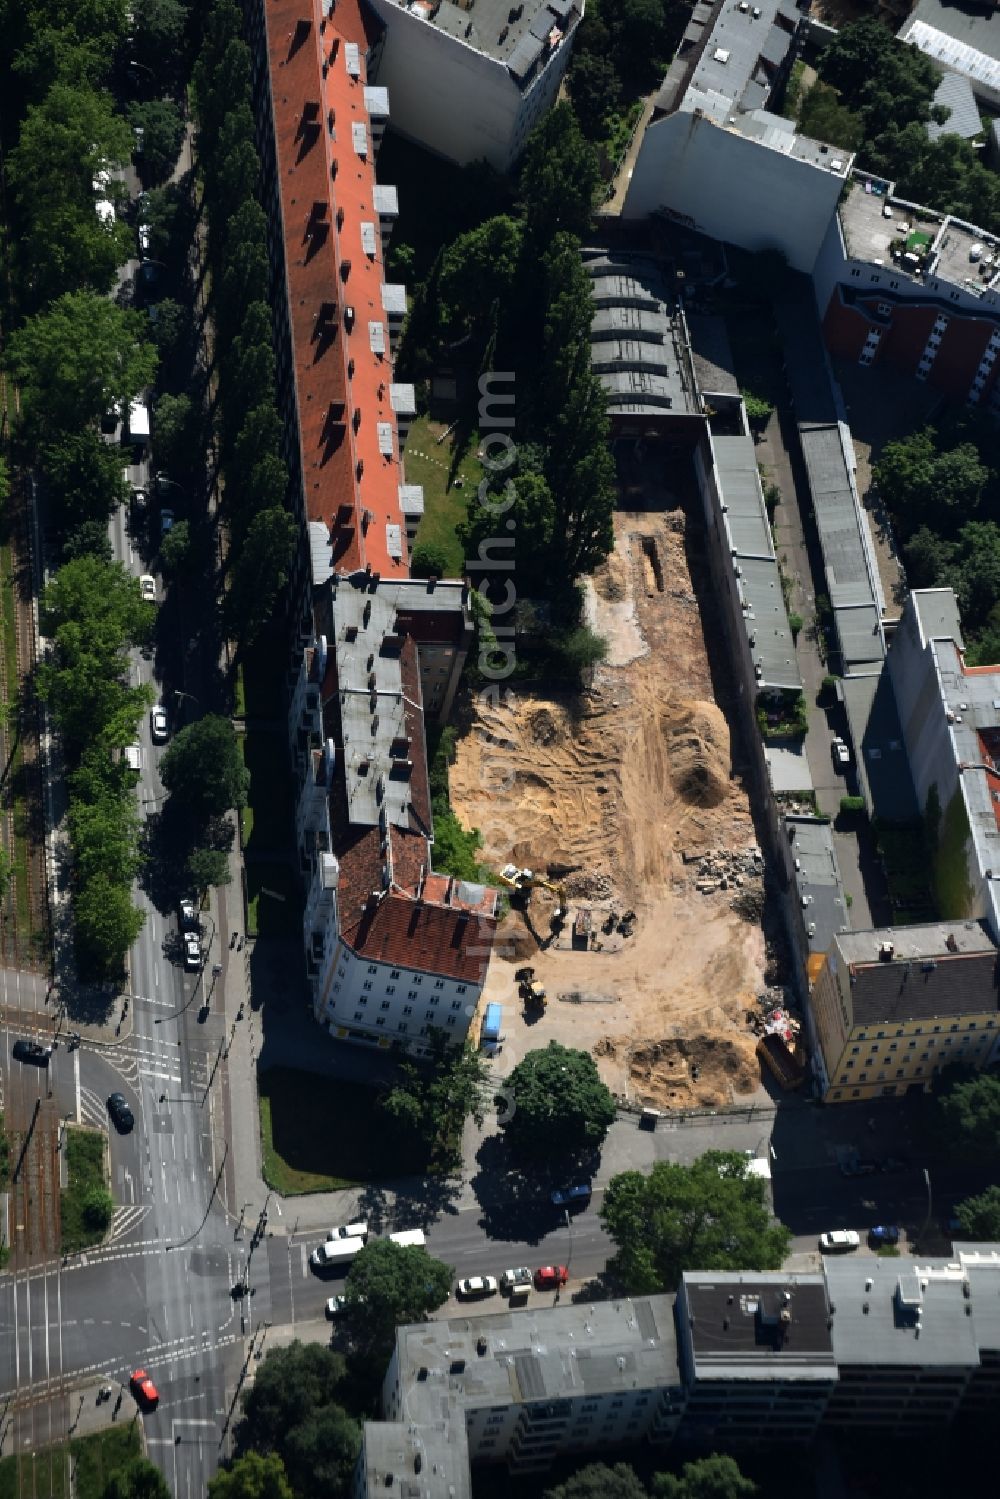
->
[130, 1369, 159, 1409]
[534, 1265, 569, 1290]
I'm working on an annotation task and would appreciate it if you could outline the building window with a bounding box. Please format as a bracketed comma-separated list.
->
[363, 980, 372, 993]
[896, 1069, 904, 1077]
[414, 975, 422, 984]
[457, 984, 467, 995]
[851, 268, 861, 278]
[390, 970, 400, 979]
[420, 1026, 429, 1036]
[859, 1073, 868, 1082]
[908, 1041, 917, 1049]
[451, 1000, 462, 1011]
[852, 1089, 861, 1097]
[889, 1043, 897, 1052]
[852, 1046, 860, 1055]
[877, 1032, 885, 1039]
[969, 1022, 977, 1030]
[434, 979, 445, 990]
[386, 985, 395, 995]
[398, 1022, 408, 1034]
[832, 1090, 843, 1099]
[403, 1005, 412, 1016]
[380, 1001, 390, 1011]
[368, 965, 377, 975]
[358, 996, 368, 1007]
[376, 1018, 385, 1028]
[846, 1059, 855, 1068]
[446, 1015, 457, 1026]
[428, 995, 440, 1006]
[332, 982, 340, 994]
[408, 991, 417, 1001]
[839, 1074, 849, 1084]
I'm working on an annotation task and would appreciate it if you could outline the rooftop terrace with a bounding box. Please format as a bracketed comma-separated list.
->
[839, 175, 1000, 298]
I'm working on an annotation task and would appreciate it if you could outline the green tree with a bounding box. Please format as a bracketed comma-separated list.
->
[82, 1185, 114, 1231]
[410, 542, 450, 579]
[797, 81, 863, 152]
[382, 1030, 491, 1163]
[545, 1462, 648, 1499]
[652, 1454, 757, 1499]
[939, 1068, 1000, 1154]
[345, 1240, 453, 1363]
[282, 1407, 361, 1497]
[874, 428, 990, 540]
[519, 103, 600, 247]
[101, 1457, 172, 1499]
[954, 1184, 1000, 1240]
[160, 518, 193, 575]
[602, 1152, 793, 1292]
[208, 1453, 294, 1499]
[8, 292, 156, 440]
[224, 507, 296, 644]
[130, 0, 189, 82]
[8, 83, 134, 302]
[439, 216, 523, 337]
[132, 98, 186, 185]
[569, 50, 622, 140]
[160, 714, 249, 818]
[459, 463, 556, 595]
[68, 779, 142, 886]
[187, 846, 232, 891]
[11, 0, 130, 97]
[154, 394, 197, 477]
[741, 389, 774, 426]
[945, 522, 1000, 632]
[41, 427, 129, 529]
[74, 873, 145, 974]
[503, 1041, 617, 1157]
[148, 298, 192, 367]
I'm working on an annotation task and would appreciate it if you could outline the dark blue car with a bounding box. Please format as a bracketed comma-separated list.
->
[869, 1225, 901, 1247]
[551, 1184, 592, 1212]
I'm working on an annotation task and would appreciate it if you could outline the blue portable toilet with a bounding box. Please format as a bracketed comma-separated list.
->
[480, 1003, 503, 1055]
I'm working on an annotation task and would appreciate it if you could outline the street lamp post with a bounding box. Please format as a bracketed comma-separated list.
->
[919, 1167, 933, 1245]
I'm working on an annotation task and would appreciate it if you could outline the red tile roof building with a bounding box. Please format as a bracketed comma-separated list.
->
[249, 0, 497, 1052]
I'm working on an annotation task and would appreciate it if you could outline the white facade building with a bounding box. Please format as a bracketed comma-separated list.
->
[365, 0, 582, 170]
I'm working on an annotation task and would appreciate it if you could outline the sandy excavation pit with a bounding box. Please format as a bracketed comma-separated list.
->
[450, 507, 770, 1110]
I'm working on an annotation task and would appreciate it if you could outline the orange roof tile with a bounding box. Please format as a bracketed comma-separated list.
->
[264, 0, 406, 577]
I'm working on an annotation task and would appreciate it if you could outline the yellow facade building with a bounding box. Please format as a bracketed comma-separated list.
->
[811, 921, 1000, 1103]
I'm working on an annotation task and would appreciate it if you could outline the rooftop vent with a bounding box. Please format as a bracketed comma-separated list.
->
[879, 940, 894, 961]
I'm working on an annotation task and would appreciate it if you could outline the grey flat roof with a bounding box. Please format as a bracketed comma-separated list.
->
[683, 0, 797, 122]
[905, 0, 1000, 65]
[900, 14, 1000, 95]
[360, 1421, 470, 1499]
[682, 1273, 837, 1381]
[785, 817, 850, 955]
[840, 670, 918, 824]
[765, 744, 812, 793]
[424, 0, 577, 72]
[733, 109, 851, 174]
[825, 1254, 983, 1368]
[686, 313, 739, 395]
[834, 918, 995, 967]
[713, 433, 800, 692]
[927, 71, 982, 140]
[393, 1297, 680, 1422]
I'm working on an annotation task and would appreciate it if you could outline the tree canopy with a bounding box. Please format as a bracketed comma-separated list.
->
[545, 1463, 648, 1499]
[954, 1184, 1000, 1241]
[208, 1453, 294, 1499]
[41, 427, 129, 532]
[874, 428, 991, 542]
[100, 1457, 171, 1499]
[938, 1067, 1000, 1154]
[381, 1029, 491, 1166]
[234, 1342, 359, 1499]
[345, 1239, 453, 1365]
[519, 103, 600, 249]
[8, 292, 156, 439]
[601, 1152, 792, 1293]
[652, 1454, 758, 1499]
[502, 1040, 618, 1157]
[160, 714, 249, 819]
[132, 97, 186, 185]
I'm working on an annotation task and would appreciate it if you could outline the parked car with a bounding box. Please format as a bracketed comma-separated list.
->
[868, 1225, 900, 1247]
[130, 1370, 158, 1409]
[107, 1092, 135, 1133]
[457, 1276, 498, 1300]
[327, 1221, 369, 1243]
[12, 1039, 49, 1068]
[831, 737, 851, 770]
[160, 508, 174, 534]
[326, 1295, 348, 1319]
[183, 932, 202, 971]
[150, 705, 168, 744]
[819, 1230, 860, 1253]
[499, 1267, 532, 1296]
[139, 574, 156, 603]
[550, 1184, 592, 1212]
[534, 1265, 569, 1289]
[138, 222, 151, 256]
[180, 899, 199, 931]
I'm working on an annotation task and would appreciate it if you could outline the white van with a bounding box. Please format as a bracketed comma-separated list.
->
[388, 1229, 426, 1249]
[127, 398, 151, 448]
[311, 1236, 365, 1269]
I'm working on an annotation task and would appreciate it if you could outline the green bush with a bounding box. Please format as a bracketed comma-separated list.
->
[410, 541, 450, 579]
[741, 388, 774, 426]
[840, 795, 866, 816]
[788, 612, 803, 640]
[82, 1186, 114, 1231]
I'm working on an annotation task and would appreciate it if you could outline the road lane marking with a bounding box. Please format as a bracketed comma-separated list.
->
[74, 1050, 81, 1123]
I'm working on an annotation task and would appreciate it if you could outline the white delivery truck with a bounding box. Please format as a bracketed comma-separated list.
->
[310, 1235, 366, 1270]
[388, 1229, 426, 1249]
[127, 397, 151, 448]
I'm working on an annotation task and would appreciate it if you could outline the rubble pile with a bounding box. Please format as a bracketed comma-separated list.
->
[686, 845, 764, 896]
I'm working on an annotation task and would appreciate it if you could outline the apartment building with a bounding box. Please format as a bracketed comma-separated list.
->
[815, 173, 1000, 408]
[357, 1250, 1000, 1494]
[623, 0, 851, 274]
[364, 0, 583, 171]
[248, 0, 497, 1050]
[810, 921, 1000, 1103]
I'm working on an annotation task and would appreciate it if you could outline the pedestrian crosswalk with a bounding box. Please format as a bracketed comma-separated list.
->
[109, 1203, 152, 1243]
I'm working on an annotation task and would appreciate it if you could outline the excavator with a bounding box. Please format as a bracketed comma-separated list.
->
[497, 865, 568, 924]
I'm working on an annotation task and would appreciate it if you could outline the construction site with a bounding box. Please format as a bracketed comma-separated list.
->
[452, 501, 792, 1112]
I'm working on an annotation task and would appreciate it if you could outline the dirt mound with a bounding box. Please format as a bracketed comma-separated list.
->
[666, 701, 731, 808]
[495, 910, 539, 963]
[628, 1034, 760, 1110]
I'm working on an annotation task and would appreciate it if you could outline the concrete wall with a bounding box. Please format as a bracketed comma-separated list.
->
[623, 112, 843, 275]
[366, 0, 575, 169]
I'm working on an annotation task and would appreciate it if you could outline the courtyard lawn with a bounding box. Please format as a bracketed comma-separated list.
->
[258, 1066, 433, 1194]
[404, 415, 481, 578]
